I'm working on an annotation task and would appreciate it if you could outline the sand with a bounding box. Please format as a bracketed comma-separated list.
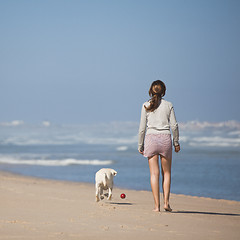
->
[0, 171, 240, 240]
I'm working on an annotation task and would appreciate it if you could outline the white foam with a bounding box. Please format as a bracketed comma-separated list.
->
[228, 130, 240, 136]
[42, 121, 51, 127]
[190, 136, 240, 147]
[0, 121, 240, 148]
[0, 157, 113, 166]
[179, 120, 240, 131]
[0, 135, 138, 146]
[179, 136, 189, 142]
[86, 136, 138, 145]
[0, 120, 24, 126]
[116, 146, 128, 151]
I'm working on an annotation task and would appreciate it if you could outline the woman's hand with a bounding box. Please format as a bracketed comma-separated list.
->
[174, 145, 180, 153]
[138, 150, 144, 155]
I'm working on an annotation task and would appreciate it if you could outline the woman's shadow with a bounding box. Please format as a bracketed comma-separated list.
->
[172, 210, 240, 216]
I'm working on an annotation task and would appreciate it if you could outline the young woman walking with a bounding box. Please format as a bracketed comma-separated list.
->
[138, 80, 180, 212]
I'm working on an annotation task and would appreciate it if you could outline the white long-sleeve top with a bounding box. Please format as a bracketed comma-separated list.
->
[138, 99, 179, 151]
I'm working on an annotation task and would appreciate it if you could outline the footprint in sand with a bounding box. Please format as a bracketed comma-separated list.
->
[101, 226, 109, 231]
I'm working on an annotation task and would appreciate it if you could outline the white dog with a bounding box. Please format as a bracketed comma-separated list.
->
[95, 168, 117, 202]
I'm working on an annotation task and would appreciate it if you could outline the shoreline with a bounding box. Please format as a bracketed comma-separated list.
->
[1, 170, 240, 239]
[1, 169, 239, 203]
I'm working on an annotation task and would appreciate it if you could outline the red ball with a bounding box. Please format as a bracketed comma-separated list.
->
[120, 193, 126, 199]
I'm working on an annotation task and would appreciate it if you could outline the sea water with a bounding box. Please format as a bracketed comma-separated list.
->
[0, 121, 239, 201]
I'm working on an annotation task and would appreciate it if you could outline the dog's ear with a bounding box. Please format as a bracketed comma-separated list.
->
[112, 170, 117, 176]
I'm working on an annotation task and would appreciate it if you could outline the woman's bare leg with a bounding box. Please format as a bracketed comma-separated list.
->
[160, 155, 172, 211]
[148, 155, 160, 212]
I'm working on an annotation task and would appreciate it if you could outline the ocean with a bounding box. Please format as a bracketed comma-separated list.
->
[0, 120, 240, 201]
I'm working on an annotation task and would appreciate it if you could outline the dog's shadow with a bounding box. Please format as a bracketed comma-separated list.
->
[108, 202, 133, 205]
[103, 194, 133, 205]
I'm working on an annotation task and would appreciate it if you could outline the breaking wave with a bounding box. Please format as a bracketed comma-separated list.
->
[189, 137, 240, 147]
[116, 146, 128, 151]
[0, 157, 114, 166]
[0, 120, 240, 148]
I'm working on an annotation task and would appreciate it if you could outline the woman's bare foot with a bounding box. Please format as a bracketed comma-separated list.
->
[153, 208, 160, 212]
[153, 205, 160, 212]
[164, 204, 172, 212]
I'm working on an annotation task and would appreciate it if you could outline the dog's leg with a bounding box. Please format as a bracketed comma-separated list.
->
[95, 184, 100, 202]
[108, 188, 112, 200]
[100, 187, 104, 200]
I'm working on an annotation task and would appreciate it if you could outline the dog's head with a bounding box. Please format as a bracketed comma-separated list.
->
[111, 169, 117, 176]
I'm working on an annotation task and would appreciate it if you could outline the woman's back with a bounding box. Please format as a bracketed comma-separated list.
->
[144, 99, 175, 133]
[138, 98, 179, 151]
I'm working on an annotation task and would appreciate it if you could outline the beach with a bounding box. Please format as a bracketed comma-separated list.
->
[1, 121, 240, 202]
[1, 171, 239, 240]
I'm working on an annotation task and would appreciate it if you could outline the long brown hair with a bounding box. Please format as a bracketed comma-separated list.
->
[144, 80, 166, 112]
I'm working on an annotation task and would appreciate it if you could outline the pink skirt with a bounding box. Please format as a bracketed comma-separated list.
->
[143, 134, 172, 160]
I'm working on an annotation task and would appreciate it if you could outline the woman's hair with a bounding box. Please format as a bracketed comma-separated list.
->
[144, 80, 166, 112]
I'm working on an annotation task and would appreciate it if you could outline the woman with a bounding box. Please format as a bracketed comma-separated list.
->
[138, 80, 180, 212]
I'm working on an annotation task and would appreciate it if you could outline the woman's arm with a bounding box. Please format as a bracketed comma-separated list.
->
[169, 104, 180, 148]
[138, 104, 147, 153]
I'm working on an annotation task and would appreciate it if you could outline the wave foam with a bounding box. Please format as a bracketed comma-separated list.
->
[0, 120, 24, 126]
[116, 146, 128, 151]
[0, 121, 240, 148]
[0, 157, 114, 166]
[189, 136, 240, 147]
[179, 120, 240, 131]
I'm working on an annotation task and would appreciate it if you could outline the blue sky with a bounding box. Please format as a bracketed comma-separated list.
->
[0, 0, 239, 124]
